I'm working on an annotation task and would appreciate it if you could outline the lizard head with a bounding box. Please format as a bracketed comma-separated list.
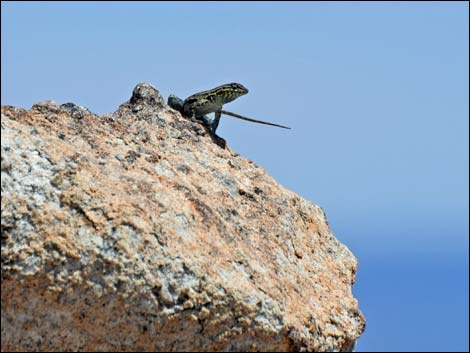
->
[221, 83, 249, 103]
[228, 82, 249, 96]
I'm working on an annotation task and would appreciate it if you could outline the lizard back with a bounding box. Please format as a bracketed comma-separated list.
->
[183, 83, 248, 116]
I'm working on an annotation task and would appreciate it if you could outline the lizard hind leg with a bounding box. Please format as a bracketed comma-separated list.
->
[167, 95, 185, 113]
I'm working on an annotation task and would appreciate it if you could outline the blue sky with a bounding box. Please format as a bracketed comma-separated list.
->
[2, 2, 468, 351]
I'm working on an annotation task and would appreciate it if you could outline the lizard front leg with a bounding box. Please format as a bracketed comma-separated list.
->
[208, 110, 222, 134]
[169, 95, 226, 147]
[204, 109, 226, 148]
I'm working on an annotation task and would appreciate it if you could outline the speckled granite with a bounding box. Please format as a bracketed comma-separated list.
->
[1, 83, 365, 352]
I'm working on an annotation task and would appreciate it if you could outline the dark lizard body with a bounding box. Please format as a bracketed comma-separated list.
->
[168, 83, 290, 136]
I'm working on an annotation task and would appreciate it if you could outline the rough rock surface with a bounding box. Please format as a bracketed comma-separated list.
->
[1, 83, 365, 352]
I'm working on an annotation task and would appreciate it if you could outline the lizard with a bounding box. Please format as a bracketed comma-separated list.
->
[167, 83, 290, 138]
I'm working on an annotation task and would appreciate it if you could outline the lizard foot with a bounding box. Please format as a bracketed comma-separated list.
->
[210, 133, 226, 149]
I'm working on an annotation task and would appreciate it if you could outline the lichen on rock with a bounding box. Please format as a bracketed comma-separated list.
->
[1, 82, 365, 352]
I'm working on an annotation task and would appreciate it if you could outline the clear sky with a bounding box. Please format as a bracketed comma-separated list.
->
[2, 2, 469, 351]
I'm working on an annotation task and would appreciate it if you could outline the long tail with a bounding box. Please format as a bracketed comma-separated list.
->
[221, 110, 291, 129]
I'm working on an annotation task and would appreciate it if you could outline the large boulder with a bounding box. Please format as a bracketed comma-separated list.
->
[1, 83, 365, 351]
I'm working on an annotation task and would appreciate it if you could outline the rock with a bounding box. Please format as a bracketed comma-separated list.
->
[60, 103, 94, 119]
[115, 82, 166, 118]
[1, 83, 365, 352]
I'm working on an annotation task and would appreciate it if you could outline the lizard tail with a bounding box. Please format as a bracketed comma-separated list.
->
[220, 110, 291, 129]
